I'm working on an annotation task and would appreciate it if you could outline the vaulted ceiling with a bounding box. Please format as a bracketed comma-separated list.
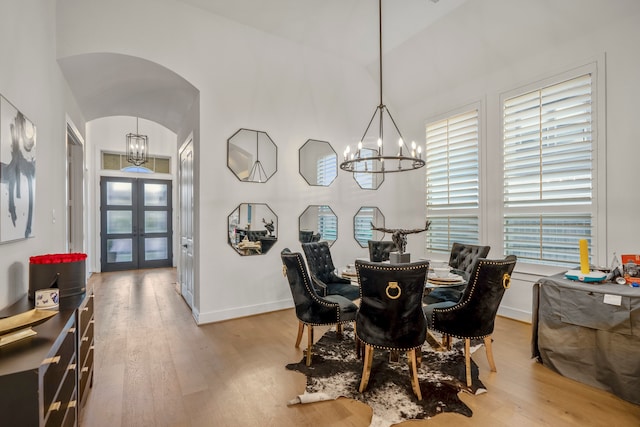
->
[57, 0, 469, 133]
[175, 0, 469, 65]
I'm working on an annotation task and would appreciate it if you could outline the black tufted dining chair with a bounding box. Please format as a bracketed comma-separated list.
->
[424, 255, 517, 387]
[424, 242, 491, 305]
[301, 241, 360, 301]
[281, 249, 358, 366]
[355, 259, 430, 400]
[367, 240, 399, 262]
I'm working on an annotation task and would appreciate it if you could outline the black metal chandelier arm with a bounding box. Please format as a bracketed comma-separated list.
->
[339, 155, 425, 173]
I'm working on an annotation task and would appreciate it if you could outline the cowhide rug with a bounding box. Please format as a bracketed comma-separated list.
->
[286, 325, 486, 427]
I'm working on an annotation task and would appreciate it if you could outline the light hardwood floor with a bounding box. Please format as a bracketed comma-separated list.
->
[80, 268, 640, 427]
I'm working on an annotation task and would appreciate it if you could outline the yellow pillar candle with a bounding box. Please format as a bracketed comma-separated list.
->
[579, 239, 590, 274]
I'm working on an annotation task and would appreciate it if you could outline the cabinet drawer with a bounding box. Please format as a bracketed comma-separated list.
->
[80, 321, 94, 367]
[62, 402, 77, 427]
[79, 294, 94, 336]
[79, 345, 94, 401]
[42, 323, 76, 411]
[44, 364, 77, 427]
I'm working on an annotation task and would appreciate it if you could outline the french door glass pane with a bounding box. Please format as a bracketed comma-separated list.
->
[106, 182, 132, 205]
[107, 238, 133, 263]
[144, 183, 168, 207]
[145, 237, 168, 260]
[145, 211, 167, 233]
[106, 211, 132, 234]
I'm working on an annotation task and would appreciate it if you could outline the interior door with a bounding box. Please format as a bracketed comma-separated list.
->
[179, 139, 194, 308]
[66, 124, 84, 253]
[100, 177, 173, 272]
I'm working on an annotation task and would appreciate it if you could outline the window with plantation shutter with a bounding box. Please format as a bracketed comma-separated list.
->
[502, 73, 595, 266]
[318, 206, 337, 242]
[354, 207, 374, 246]
[425, 108, 480, 253]
[316, 154, 337, 186]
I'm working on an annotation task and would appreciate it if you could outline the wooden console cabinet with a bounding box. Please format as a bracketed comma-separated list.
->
[0, 291, 94, 426]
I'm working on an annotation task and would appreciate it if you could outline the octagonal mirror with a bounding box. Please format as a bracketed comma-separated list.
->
[353, 148, 384, 190]
[227, 128, 277, 183]
[299, 205, 337, 247]
[228, 203, 278, 255]
[354, 207, 385, 247]
[299, 139, 337, 186]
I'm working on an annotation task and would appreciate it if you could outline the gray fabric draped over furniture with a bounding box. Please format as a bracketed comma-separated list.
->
[355, 259, 430, 400]
[424, 242, 491, 305]
[301, 241, 360, 301]
[281, 248, 357, 366]
[367, 240, 398, 262]
[424, 255, 517, 387]
[532, 274, 640, 405]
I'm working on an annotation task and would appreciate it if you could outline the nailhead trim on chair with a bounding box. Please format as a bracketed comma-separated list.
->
[355, 261, 429, 300]
[288, 253, 348, 326]
[428, 258, 516, 340]
[355, 260, 429, 350]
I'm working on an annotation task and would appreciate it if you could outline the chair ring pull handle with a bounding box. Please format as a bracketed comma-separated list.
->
[282, 266, 287, 277]
[386, 281, 401, 300]
[502, 273, 511, 289]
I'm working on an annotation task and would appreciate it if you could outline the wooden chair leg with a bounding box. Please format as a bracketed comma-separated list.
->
[336, 322, 343, 339]
[415, 346, 422, 368]
[354, 323, 362, 358]
[465, 338, 472, 388]
[359, 344, 374, 393]
[407, 349, 423, 401]
[295, 321, 304, 348]
[484, 335, 497, 372]
[306, 325, 314, 366]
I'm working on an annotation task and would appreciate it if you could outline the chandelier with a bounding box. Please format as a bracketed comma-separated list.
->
[126, 117, 149, 166]
[340, 0, 425, 174]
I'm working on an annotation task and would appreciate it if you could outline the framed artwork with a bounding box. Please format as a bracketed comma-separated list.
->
[0, 94, 36, 242]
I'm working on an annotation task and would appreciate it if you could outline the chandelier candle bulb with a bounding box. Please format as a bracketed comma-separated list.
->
[579, 239, 590, 274]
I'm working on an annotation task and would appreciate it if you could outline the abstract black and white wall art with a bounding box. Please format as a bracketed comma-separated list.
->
[0, 95, 36, 243]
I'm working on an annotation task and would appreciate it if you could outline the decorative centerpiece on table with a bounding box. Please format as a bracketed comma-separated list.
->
[371, 221, 431, 263]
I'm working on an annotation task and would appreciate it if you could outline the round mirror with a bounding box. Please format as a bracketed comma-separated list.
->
[299, 205, 337, 247]
[228, 203, 278, 255]
[354, 207, 385, 247]
[299, 139, 337, 186]
[227, 128, 277, 183]
[353, 148, 384, 190]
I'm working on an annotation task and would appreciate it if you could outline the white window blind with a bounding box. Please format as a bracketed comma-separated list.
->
[318, 206, 337, 242]
[425, 109, 480, 253]
[316, 153, 337, 186]
[503, 73, 594, 266]
[354, 207, 374, 246]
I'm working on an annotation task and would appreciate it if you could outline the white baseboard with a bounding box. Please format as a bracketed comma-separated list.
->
[196, 299, 294, 325]
[196, 300, 531, 326]
[498, 305, 532, 324]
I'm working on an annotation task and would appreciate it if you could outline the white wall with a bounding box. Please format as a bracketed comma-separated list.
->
[0, 1, 80, 309]
[86, 116, 178, 272]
